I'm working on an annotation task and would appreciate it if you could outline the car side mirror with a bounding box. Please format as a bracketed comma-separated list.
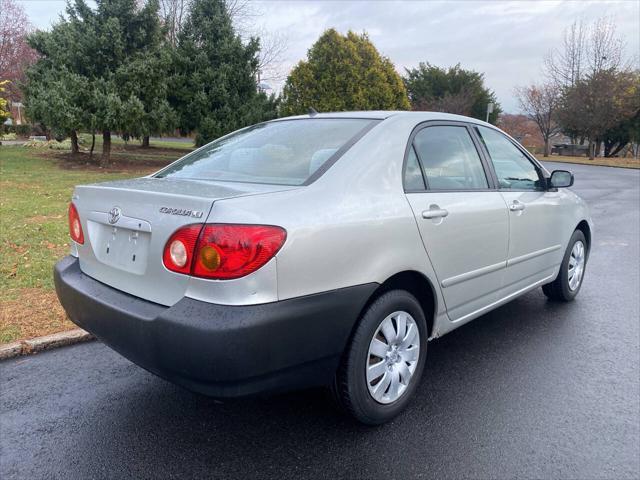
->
[549, 170, 574, 188]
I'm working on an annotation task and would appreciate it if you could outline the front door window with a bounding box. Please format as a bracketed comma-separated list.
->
[476, 126, 543, 190]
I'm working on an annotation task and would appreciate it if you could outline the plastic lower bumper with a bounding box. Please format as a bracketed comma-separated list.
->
[53, 256, 377, 397]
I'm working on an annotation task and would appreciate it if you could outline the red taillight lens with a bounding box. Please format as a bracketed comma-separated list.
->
[162, 224, 203, 275]
[68, 202, 84, 245]
[193, 224, 287, 279]
[162, 224, 286, 280]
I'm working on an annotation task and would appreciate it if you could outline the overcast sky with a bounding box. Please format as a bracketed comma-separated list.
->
[18, 0, 640, 112]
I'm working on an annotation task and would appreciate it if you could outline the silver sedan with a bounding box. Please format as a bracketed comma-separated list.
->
[55, 111, 592, 424]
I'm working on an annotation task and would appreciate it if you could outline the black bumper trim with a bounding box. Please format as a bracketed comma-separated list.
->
[54, 256, 378, 397]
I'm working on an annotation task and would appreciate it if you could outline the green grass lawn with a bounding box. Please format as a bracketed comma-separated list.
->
[89, 134, 196, 151]
[536, 154, 640, 169]
[0, 145, 183, 343]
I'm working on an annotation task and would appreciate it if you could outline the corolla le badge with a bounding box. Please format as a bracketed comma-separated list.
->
[108, 206, 122, 224]
[159, 207, 204, 218]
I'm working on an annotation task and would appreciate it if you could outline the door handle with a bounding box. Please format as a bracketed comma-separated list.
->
[422, 207, 449, 219]
[509, 201, 525, 212]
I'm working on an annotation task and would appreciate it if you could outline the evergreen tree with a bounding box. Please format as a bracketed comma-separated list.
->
[25, 0, 176, 163]
[23, 67, 89, 153]
[281, 29, 410, 115]
[170, 0, 277, 146]
[404, 63, 501, 124]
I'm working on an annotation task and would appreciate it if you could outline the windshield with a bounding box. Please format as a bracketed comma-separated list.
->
[155, 118, 376, 186]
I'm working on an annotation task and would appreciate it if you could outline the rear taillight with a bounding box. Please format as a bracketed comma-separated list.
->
[163, 224, 286, 280]
[68, 202, 84, 245]
[163, 224, 203, 275]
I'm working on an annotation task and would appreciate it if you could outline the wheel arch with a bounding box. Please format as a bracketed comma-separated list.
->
[575, 220, 592, 255]
[359, 271, 437, 338]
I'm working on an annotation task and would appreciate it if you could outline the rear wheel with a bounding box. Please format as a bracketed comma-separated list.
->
[332, 289, 428, 425]
[542, 229, 588, 302]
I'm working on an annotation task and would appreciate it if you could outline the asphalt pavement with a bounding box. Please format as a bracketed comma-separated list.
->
[1, 162, 639, 479]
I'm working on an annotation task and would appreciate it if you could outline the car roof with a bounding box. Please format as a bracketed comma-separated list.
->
[273, 110, 492, 127]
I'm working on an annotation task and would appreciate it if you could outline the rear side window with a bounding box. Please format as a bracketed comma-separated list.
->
[476, 126, 543, 190]
[413, 126, 488, 190]
[404, 146, 426, 190]
[155, 119, 375, 186]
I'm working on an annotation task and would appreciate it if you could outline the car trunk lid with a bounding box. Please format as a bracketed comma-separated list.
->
[72, 177, 296, 306]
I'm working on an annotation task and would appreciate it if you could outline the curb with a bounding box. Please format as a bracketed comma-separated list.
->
[0, 329, 94, 361]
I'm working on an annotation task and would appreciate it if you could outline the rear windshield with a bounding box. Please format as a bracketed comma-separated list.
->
[155, 118, 375, 186]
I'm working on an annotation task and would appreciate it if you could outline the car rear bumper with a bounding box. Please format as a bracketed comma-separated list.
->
[54, 256, 377, 397]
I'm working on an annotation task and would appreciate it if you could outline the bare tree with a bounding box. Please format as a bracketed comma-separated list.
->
[159, 0, 188, 47]
[225, 0, 258, 35]
[515, 83, 562, 157]
[545, 17, 628, 86]
[544, 19, 586, 88]
[545, 16, 631, 147]
[255, 29, 288, 83]
[587, 16, 625, 75]
[226, 1, 288, 83]
[0, 0, 38, 102]
[158, 0, 288, 82]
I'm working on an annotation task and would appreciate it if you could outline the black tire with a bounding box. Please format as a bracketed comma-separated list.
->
[332, 289, 428, 425]
[542, 229, 588, 302]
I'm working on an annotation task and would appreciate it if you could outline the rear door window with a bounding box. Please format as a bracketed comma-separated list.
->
[412, 126, 488, 190]
[404, 146, 426, 190]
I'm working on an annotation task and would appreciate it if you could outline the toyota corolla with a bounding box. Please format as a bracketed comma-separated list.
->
[54, 111, 592, 424]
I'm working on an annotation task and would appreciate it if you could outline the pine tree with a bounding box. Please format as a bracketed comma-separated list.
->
[25, 0, 176, 164]
[403, 63, 501, 123]
[170, 0, 277, 146]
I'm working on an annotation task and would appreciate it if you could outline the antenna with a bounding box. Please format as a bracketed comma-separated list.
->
[308, 107, 319, 117]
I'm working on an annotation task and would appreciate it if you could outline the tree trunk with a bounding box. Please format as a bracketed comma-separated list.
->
[89, 132, 96, 158]
[101, 131, 111, 167]
[588, 140, 595, 160]
[594, 141, 601, 157]
[142, 135, 150, 148]
[70, 130, 79, 155]
[608, 142, 627, 158]
[543, 138, 550, 157]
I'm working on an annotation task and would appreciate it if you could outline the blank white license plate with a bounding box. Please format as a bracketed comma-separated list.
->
[88, 220, 151, 275]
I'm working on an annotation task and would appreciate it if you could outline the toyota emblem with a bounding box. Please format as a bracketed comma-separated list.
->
[108, 207, 122, 224]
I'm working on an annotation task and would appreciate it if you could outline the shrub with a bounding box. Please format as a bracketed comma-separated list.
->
[4, 124, 32, 137]
[23, 139, 49, 148]
[23, 138, 71, 150]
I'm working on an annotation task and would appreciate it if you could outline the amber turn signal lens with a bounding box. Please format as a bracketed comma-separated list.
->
[198, 245, 221, 271]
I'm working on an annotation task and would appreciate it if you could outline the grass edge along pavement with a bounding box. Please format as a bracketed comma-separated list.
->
[536, 154, 639, 169]
[0, 328, 94, 360]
